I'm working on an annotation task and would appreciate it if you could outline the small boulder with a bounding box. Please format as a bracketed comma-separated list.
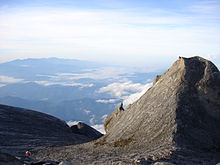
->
[71, 122, 103, 140]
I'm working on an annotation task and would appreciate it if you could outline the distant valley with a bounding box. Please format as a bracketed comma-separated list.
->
[0, 58, 161, 128]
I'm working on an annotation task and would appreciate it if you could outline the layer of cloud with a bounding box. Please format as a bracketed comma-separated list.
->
[0, 75, 23, 83]
[96, 99, 118, 103]
[91, 124, 105, 134]
[99, 81, 150, 98]
[56, 67, 136, 80]
[34, 80, 94, 88]
[0, 83, 6, 87]
[98, 81, 152, 106]
[123, 83, 152, 106]
[84, 109, 91, 115]
[101, 114, 108, 122]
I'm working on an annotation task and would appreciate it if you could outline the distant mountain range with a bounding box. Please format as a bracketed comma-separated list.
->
[0, 58, 162, 125]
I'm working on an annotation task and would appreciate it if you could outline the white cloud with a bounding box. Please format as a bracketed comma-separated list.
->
[20, 64, 30, 67]
[0, 75, 23, 83]
[66, 121, 81, 127]
[0, 5, 219, 65]
[98, 81, 152, 107]
[40, 98, 49, 101]
[89, 115, 96, 125]
[56, 67, 135, 80]
[101, 114, 108, 122]
[34, 80, 94, 88]
[123, 83, 152, 107]
[84, 109, 91, 115]
[96, 99, 118, 103]
[188, 1, 220, 15]
[91, 124, 105, 134]
[99, 81, 150, 97]
[0, 83, 6, 87]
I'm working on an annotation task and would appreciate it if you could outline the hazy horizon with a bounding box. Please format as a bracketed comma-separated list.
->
[0, 0, 220, 67]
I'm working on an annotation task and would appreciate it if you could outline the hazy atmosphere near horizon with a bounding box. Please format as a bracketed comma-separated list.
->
[0, 0, 220, 68]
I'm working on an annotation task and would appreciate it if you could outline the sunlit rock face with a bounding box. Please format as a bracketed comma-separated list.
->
[103, 56, 220, 151]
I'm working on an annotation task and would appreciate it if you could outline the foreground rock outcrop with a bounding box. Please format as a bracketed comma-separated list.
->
[0, 104, 101, 155]
[33, 56, 220, 164]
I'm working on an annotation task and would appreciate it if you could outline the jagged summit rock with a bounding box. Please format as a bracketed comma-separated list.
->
[33, 56, 220, 164]
[0, 104, 95, 155]
[102, 56, 220, 151]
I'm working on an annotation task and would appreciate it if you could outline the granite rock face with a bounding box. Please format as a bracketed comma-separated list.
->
[104, 107, 124, 133]
[0, 104, 92, 154]
[33, 57, 220, 164]
[102, 56, 220, 151]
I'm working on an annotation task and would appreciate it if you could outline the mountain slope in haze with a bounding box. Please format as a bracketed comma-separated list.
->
[0, 58, 101, 79]
[0, 96, 117, 124]
[34, 56, 220, 165]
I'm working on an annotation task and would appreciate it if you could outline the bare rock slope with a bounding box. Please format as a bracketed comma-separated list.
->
[34, 57, 220, 165]
[102, 56, 220, 151]
[0, 104, 96, 155]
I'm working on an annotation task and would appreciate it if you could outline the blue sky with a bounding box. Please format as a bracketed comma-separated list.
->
[0, 0, 220, 68]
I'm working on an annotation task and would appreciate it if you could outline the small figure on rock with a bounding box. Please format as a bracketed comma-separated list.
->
[25, 151, 31, 157]
[119, 103, 124, 111]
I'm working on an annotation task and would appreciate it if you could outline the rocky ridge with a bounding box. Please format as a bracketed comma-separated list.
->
[102, 56, 220, 151]
[0, 104, 102, 156]
[31, 57, 220, 164]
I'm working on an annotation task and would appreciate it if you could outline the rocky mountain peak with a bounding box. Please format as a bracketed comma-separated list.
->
[32, 56, 220, 164]
[102, 56, 220, 151]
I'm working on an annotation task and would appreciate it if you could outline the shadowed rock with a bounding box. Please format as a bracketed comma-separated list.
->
[0, 152, 23, 165]
[71, 122, 103, 140]
[0, 104, 92, 155]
